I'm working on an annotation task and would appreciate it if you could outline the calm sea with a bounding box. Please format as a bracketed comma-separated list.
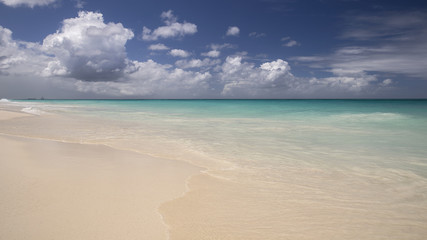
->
[12, 99, 427, 172]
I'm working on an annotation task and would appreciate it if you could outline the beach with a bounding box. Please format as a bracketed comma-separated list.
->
[0, 110, 201, 240]
[2, 0, 427, 238]
[1, 100, 427, 239]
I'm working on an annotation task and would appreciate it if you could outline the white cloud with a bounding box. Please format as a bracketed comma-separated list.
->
[290, 56, 325, 62]
[142, 10, 197, 41]
[0, 12, 212, 98]
[169, 49, 190, 58]
[308, 72, 378, 92]
[281, 37, 299, 47]
[201, 43, 235, 57]
[148, 43, 169, 51]
[249, 32, 266, 38]
[42, 11, 134, 81]
[175, 58, 221, 69]
[0, 26, 52, 76]
[160, 9, 177, 24]
[1, 10, 411, 99]
[290, 11, 427, 98]
[76, 60, 212, 98]
[297, 11, 427, 81]
[283, 40, 299, 47]
[340, 12, 427, 41]
[216, 56, 379, 97]
[201, 50, 220, 58]
[0, 26, 17, 63]
[232, 51, 248, 57]
[226, 26, 240, 36]
[0, 0, 57, 7]
[381, 79, 393, 86]
[219, 56, 295, 97]
[327, 45, 427, 79]
[209, 43, 234, 50]
[74, 0, 85, 9]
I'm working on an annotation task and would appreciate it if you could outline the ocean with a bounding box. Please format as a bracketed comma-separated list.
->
[2, 99, 427, 239]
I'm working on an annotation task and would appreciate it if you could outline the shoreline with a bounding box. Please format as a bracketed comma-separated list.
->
[2, 102, 427, 239]
[0, 109, 202, 240]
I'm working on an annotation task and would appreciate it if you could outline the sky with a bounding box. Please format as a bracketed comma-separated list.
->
[0, 0, 426, 99]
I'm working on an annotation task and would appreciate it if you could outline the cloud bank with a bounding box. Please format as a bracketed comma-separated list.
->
[0, 0, 57, 8]
[0, 10, 405, 99]
[294, 11, 427, 84]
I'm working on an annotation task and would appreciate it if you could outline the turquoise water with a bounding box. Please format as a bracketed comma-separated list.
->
[11, 99, 427, 175]
[11, 100, 427, 161]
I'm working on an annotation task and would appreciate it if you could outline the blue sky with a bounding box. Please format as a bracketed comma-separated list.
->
[1, 0, 426, 98]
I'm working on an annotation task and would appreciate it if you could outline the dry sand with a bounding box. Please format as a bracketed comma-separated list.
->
[0, 110, 30, 121]
[0, 110, 201, 240]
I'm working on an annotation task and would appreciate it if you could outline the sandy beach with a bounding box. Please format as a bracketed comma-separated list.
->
[1, 0, 427, 237]
[1, 102, 427, 240]
[0, 110, 201, 240]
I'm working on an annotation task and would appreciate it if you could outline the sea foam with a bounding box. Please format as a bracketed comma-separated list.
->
[334, 112, 406, 122]
[21, 107, 44, 115]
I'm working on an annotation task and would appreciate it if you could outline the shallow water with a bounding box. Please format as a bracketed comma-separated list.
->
[2, 99, 427, 239]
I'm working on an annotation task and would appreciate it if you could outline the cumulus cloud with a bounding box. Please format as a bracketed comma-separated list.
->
[0, 26, 52, 76]
[1, 12, 212, 98]
[148, 43, 169, 51]
[219, 56, 295, 96]
[215, 56, 377, 98]
[76, 60, 212, 98]
[0, 0, 57, 8]
[142, 10, 197, 41]
[169, 49, 190, 58]
[0, 26, 18, 74]
[201, 50, 220, 58]
[42, 11, 134, 81]
[175, 58, 221, 69]
[226, 26, 240, 36]
[1, 10, 408, 99]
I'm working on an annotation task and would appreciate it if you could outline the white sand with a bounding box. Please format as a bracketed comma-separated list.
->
[0, 110, 30, 120]
[0, 113, 201, 240]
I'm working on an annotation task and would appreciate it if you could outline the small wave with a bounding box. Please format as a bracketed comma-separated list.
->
[0, 98, 10, 103]
[21, 107, 44, 115]
[334, 112, 406, 122]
